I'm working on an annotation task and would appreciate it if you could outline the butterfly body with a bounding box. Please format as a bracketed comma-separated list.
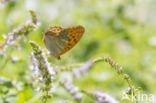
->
[43, 25, 85, 59]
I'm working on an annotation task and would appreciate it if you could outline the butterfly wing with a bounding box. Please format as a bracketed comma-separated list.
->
[60, 25, 85, 55]
[43, 27, 70, 58]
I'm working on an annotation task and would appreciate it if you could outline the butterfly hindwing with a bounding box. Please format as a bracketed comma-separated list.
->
[43, 27, 69, 57]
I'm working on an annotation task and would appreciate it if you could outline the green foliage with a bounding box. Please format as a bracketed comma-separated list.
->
[0, 0, 156, 103]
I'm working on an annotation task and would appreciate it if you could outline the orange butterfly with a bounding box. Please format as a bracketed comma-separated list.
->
[43, 25, 85, 59]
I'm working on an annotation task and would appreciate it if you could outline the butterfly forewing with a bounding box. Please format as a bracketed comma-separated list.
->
[60, 25, 85, 55]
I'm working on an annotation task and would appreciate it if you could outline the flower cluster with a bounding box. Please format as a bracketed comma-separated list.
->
[93, 56, 123, 74]
[83, 90, 119, 103]
[0, 10, 38, 57]
[54, 56, 124, 79]
[29, 10, 38, 24]
[53, 63, 82, 74]
[58, 100, 72, 103]
[60, 77, 83, 101]
[29, 41, 55, 100]
[72, 61, 93, 78]
[52, 56, 138, 102]
[0, 0, 9, 3]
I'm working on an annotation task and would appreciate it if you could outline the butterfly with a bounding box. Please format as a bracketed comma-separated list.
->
[43, 25, 85, 59]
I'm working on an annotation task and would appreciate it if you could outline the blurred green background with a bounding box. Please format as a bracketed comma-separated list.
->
[0, 0, 156, 103]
